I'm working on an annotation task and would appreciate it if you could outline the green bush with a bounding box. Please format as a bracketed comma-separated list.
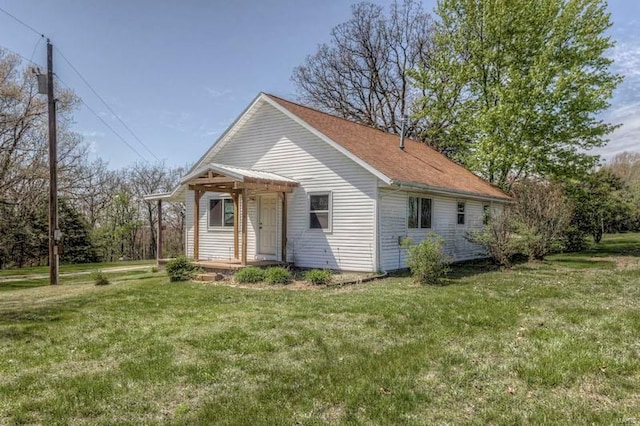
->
[165, 256, 201, 282]
[563, 226, 589, 252]
[403, 233, 450, 285]
[264, 267, 292, 285]
[234, 266, 265, 283]
[467, 212, 519, 268]
[92, 270, 110, 286]
[304, 269, 332, 285]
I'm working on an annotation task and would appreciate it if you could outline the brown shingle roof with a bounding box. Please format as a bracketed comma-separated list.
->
[266, 94, 510, 201]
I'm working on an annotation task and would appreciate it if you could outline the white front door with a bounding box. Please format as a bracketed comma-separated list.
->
[258, 196, 277, 255]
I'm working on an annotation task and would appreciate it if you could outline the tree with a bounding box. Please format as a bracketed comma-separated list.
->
[58, 197, 98, 264]
[512, 179, 573, 260]
[292, 0, 434, 137]
[565, 169, 633, 244]
[411, 0, 622, 190]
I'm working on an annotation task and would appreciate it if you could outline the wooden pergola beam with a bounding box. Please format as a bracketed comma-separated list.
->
[241, 189, 248, 265]
[194, 189, 203, 260]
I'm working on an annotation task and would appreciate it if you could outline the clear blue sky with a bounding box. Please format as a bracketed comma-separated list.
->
[1, 0, 638, 169]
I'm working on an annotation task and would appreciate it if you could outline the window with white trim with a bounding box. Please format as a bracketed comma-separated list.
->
[309, 192, 331, 230]
[483, 204, 491, 225]
[408, 197, 432, 229]
[209, 198, 234, 228]
[457, 201, 465, 225]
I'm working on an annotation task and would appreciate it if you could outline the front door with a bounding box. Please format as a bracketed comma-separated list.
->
[258, 195, 277, 255]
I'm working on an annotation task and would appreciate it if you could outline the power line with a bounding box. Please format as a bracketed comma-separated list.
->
[54, 47, 161, 162]
[55, 75, 148, 162]
[0, 42, 41, 67]
[0, 6, 160, 162]
[0, 5, 45, 37]
[29, 35, 44, 63]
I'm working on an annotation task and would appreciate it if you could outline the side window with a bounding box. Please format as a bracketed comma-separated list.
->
[483, 204, 490, 225]
[309, 193, 331, 230]
[209, 198, 234, 227]
[408, 197, 419, 228]
[420, 198, 432, 229]
[457, 202, 465, 225]
[408, 196, 432, 229]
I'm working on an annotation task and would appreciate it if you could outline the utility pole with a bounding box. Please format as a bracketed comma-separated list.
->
[46, 39, 59, 285]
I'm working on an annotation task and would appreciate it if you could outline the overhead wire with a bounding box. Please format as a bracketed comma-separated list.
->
[0, 5, 44, 37]
[0, 42, 40, 68]
[55, 75, 147, 161]
[54, 47, 161, 162]
[0, 5, 160, 163]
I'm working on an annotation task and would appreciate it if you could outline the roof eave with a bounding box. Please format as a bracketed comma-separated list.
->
[388, 180, 512, 203]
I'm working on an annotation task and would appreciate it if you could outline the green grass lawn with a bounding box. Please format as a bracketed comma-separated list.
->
[1, 235, 639, 424]
[0, 259, 154, 278]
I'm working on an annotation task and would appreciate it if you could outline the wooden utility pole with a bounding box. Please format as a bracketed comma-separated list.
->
[47, 39, 59, 285]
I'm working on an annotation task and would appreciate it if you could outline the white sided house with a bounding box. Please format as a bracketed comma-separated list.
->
[147, 93, 511, 272]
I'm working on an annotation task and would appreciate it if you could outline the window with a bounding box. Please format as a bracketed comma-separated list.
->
[408, 197, 432, 229]
[209, 198, 234, 228]
[457, 202, 465, 225]
[309, 193, 331, 230]
[483, 204, 490, 225]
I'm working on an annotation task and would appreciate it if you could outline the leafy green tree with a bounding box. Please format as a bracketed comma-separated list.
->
[411, 0, 622, 190]
[565, 169, 629, 244]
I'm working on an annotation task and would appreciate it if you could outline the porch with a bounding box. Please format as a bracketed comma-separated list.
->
[147, 163, 299, 267]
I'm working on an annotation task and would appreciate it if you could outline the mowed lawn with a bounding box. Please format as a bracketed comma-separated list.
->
[1, 236, 639, 424]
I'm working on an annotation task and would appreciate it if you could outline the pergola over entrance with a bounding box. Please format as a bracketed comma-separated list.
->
[146, 163, 299, 266]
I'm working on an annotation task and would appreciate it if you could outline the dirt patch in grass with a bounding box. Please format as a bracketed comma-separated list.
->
[202, 270, 380, 290]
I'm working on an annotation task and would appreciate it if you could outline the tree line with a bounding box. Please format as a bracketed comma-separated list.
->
[294, 0, 638, 261]
[0, 48, 185, 269]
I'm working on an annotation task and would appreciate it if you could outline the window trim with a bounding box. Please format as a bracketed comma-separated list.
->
[483, 204, 491, 225]
[207, 196, 235, 230]
[408, 196, 432, 229]
[457, 201, 466, 225]
[308, 191, 332, 232]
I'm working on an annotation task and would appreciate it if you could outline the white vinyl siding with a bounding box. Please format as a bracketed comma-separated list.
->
[190, 101, 377, 271]
[379, 188, 500, 271]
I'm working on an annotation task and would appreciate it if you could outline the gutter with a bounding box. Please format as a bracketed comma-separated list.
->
[389, 180, 512, 203]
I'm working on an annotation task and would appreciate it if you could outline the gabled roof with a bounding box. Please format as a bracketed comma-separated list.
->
[180, 163, 298, 185]
[265, 94, 510, 201]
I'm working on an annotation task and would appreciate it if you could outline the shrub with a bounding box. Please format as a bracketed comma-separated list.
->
[563, 226, 589, 252]
[234, 266, 265, 283]
[264, 267, 292, 285]
[305, 269, 332, 285]
[511, 179, 573, 260]
[92, 270, 110, 286]
[402, 233, 450, 285]
[165, 256, 201, 282]
[467, 211, 519, 268]
[151, 266, 159, 273]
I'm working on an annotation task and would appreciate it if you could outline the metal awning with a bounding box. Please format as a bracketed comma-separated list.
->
[181, 162, 299, 193]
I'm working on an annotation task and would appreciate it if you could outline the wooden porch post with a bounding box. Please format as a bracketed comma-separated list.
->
[157, 199, 163, 267]
[241, 189, 248, 265]
[232, 193, 239, 260]
[194, 189, 202, 260]
[281, 192, 287, 262]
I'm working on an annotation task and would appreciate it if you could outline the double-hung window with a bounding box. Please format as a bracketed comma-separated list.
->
[309, 192, 331, 230]
[483, 204, 490, 225]
[408, 197, 432, 229]
[209, 198, 234, 228]
[457, 202, 466, 225]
